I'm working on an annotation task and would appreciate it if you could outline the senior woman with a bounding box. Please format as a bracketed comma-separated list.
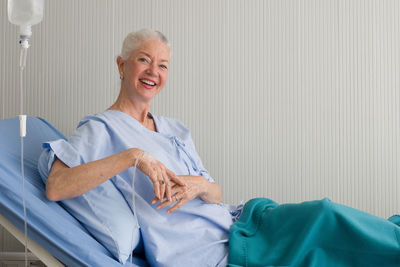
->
[39, 29, 400, 267]
[39, 29, 233, 266]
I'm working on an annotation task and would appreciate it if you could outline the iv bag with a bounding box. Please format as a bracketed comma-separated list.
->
[8, 0, 44, 37]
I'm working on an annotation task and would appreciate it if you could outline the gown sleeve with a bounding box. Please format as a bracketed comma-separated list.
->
[38, 116, 114, 181]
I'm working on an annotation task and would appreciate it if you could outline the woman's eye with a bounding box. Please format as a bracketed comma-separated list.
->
[139, 57, 149, 63]
[160, 64, 168, 70]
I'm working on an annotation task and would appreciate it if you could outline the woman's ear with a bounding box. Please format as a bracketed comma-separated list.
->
[117, 56, 124, 78]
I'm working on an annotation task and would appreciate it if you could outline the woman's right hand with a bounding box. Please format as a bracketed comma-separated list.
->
[131, 148, 186, 202]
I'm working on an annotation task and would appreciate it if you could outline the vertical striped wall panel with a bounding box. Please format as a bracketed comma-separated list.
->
[1, 0, 400, 251]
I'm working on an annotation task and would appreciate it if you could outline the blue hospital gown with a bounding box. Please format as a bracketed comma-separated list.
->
[40, 110, 233, 267]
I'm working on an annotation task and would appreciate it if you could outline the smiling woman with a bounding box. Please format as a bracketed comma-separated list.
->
[39, 29, 231, 266]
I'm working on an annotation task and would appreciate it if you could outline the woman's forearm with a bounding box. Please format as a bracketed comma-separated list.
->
[199, 179, 223, 204]
[46, 148, 138, 201]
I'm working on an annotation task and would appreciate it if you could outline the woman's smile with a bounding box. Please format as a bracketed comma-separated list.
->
[139, 78, 157, 89]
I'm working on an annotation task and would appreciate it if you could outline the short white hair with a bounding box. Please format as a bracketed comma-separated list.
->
[119, 28, 170, 60]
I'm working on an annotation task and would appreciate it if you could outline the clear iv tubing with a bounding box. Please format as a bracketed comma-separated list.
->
[129, 152, 143, 267]
[19, 39, 29, 267]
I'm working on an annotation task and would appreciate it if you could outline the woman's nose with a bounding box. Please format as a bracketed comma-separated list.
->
[146, 63, 157, 76]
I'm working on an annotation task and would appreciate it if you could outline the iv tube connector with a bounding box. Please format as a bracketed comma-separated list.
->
[19, 38, 29, 70]
[19, 38, 30, 49]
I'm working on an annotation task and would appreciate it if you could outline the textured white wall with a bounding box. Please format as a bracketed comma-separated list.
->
[1, 0, 400, 251]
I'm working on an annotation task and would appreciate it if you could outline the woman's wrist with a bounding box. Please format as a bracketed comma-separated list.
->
[197, 177, 220, 203]
[198, 177, 209, 197]
[128, 148, 142, 166]
[199, 178, 222, 204]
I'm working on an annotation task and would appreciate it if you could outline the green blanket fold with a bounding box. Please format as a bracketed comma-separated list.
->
[228, 198, 400, 267]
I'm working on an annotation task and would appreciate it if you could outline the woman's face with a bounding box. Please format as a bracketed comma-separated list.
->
[119, 38, 170, 103]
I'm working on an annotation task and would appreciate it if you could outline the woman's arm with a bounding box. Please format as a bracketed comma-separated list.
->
[46, 148, 139, 201]
[46, 148, 185, 202]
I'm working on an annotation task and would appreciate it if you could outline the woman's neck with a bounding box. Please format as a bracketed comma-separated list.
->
[108, 94, 152, 124]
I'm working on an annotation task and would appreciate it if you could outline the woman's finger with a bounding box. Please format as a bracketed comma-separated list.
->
[152, 179, 161, 200]
[163, 170, 172, 201]
[154, 186, 184, 206]
[167, 198, 188, 214]
[156, 193, 180, 210]
[152, 196, 159, 204]
[158, 173, 166, 201]
[170, 185, 184, 196]
[156, 199, 173, 210]
[166, 169, 186, 186]
[153, 182, 160, 200]
[156, 189, 185, 210]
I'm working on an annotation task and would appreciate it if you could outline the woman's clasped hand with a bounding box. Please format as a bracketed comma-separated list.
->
[152, 175, 211, 214]
[133, 148, 207, 213]
[133, 148, 207, 214]
[131, 148, 220, 213]
[132, 148, 186, 203]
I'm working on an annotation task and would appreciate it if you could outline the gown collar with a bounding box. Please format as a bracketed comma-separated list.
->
[104, 109, 161, 134]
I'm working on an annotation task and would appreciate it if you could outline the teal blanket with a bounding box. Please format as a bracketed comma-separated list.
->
[228, 198, 400, 266]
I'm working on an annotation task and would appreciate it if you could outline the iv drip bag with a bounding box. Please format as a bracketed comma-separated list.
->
[8, 0, 44, 38]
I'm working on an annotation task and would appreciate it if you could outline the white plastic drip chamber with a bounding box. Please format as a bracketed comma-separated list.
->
[19, 115, 27, 137]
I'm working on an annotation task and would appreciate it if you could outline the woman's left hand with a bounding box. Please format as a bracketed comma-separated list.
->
[152, 175, 222, 214]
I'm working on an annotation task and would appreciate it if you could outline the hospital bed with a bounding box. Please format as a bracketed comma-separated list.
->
[0, 116, 148, 266]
